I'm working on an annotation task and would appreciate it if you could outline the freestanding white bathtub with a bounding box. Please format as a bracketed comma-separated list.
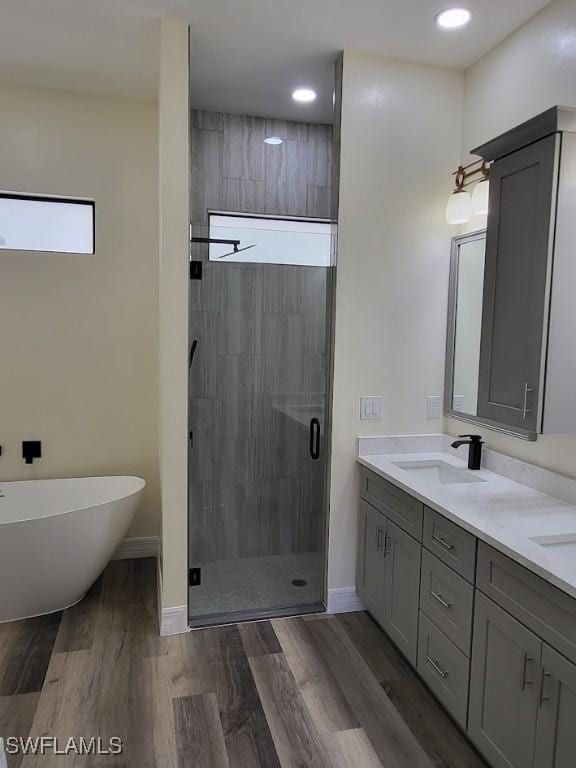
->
[0, 476, 145, 623]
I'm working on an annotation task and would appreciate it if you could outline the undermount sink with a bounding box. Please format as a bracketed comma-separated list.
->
[392, 459, 487, 486]
[529, 533, 576, 549]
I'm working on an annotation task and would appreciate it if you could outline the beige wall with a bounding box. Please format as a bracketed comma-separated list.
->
[445, 0, 576, 478]
[158, 18, 190, 614]
[0, 83, 160, 537]
[328, 52, 464, 590]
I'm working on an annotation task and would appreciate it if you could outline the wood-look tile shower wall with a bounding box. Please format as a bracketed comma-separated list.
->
[189, 109, 333, 564]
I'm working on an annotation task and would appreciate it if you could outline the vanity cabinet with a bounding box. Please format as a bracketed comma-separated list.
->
[470, 107, 576, 438]
[356, 466, 576, 768]
[381, 519, 420, 662]
[357, 499, 387, 624]
[534, 644, 576, 768]
[469, 591, 576, 768]
[357, 470, 422, 664]
[468, 592, 541, 768]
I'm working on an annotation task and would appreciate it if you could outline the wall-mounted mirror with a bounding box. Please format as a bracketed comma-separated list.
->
[445, 230, 486, 419]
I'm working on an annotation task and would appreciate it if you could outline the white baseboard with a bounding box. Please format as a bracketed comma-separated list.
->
[326, 587, 365, 614]
[160, 605, 190, 636]
[112, 536, 159, 560]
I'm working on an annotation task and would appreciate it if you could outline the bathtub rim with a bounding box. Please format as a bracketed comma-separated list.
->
[0, 475, 146, 525]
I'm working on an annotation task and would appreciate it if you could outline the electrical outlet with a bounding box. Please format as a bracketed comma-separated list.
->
[360, 396, 382, 420]
[426, 395, 442, 419]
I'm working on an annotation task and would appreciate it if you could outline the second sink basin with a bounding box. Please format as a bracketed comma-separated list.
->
[392, 459, 487, 486]
[530, 533, 576, 549]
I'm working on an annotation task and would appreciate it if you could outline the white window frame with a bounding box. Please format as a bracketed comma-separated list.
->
[0, 191, 95, 254]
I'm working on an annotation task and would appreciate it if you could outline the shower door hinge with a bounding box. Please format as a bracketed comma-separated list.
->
[189, 567, 202, 587]
[190, 260, 203, 280]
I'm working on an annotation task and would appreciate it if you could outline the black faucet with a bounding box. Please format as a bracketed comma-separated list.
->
[451, 434, 483, 470]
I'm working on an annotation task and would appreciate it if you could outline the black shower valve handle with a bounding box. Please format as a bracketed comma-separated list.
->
[22, 440, 42, 465]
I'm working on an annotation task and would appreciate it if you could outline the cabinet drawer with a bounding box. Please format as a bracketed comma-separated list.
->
[417, 611, 470, 728]
[423, 507, 477, 581]
[361, 469, 423, 540]
[420, 549, 474, 656]
[477, 542, 576, 666]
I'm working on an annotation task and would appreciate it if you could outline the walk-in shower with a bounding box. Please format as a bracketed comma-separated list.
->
[187, 98, 339, 626]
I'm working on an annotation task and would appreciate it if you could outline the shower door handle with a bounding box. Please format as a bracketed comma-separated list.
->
[309, 418, 321, 460]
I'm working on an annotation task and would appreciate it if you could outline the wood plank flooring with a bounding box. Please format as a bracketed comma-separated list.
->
[0, 559, 489, 767]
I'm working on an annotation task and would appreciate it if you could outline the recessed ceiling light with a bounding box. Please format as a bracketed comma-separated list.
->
[264, 136, 283, 145]
[436, 7, 471, 29]
[292, 88, 317, 103]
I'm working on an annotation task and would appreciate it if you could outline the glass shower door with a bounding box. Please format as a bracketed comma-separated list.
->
[188, 219, 333, 626]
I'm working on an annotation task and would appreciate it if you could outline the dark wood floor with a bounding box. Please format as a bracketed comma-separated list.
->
[0, 559, 489, 767]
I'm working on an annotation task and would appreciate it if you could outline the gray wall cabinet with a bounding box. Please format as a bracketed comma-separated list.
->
[357, 467, 576, 768]
[477, 135, 557, 433]
[449, 106, 576, 439]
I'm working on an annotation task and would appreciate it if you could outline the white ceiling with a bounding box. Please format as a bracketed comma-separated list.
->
[0, 0, 551, 121]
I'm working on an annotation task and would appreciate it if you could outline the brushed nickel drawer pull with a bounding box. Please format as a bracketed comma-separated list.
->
[430, 590, 452, 609]
[383, 533, 391, 557]
[426, 656, 448, 679]
[520, 653, 534, 690]
[538, 668, 551, 707]
[432, 533, 455, 551]
[522, 383, 533, 420]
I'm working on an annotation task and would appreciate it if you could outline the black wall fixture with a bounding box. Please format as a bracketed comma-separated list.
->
[22, 441, 42, 464]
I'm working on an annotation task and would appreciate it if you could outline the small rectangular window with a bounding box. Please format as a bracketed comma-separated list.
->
[208, 212, 331, 267]
[0, 193, 95, 254]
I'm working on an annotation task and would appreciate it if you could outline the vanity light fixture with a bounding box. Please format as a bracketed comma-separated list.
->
[436, 7, 472, 29]
[446, 159, 490, 224]
[446, 189, 473, 225]
[264, 136, 283, 145]
[292, 88, 317, 103]
[472, 177, 490, 215]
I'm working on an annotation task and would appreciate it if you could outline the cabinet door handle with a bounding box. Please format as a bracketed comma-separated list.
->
[520, 653, 534, 690]
[376, 528, 384, 552]
[522, 383, 533, 420]
[430, 591, 452, 609]
[538, 668, 551, 707]
[426, 656, 448, 679]
[432, 533, 455, 551]
[383, 532, 391, 557]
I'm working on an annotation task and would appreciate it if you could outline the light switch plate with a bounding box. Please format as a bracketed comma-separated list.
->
[426, 395, 442, 419]
[360, 396, 382, 420]
[453, 394, 465, 412]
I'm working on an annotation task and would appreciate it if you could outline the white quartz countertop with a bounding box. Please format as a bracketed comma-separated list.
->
[357, 439, 576, 601]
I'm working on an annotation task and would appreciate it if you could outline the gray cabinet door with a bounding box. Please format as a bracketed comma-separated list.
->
[356, 500, 386, 625]
[468, 591, 541, 768]
[382, 518, 421, 665]
[477, 134, 558, 433]
[534, 644, 576, 768]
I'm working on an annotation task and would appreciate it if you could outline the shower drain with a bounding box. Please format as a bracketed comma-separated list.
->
[291, 579, 308, 587]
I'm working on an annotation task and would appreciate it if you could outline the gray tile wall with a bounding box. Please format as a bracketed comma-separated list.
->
[189, 109, 333, 565]
[190, 109, 333, 223]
